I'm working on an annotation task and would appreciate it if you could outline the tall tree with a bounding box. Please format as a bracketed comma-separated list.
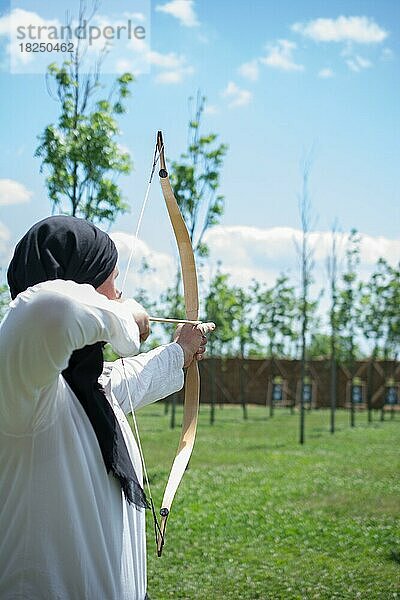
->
[204, 270, 239, 357]
[170, 92, 228, 259]
[336, 229, 362, 426]
[163, 93, 228, 318]
[361, 258, 400, 360]
[295, 157, 315, 444]
[255, 274, 297, 358]
[35, 3, 133, 224]
[326, 223, 340, 433]
[360, 259, 400, 419]
[231, 285, 256, 420]
[204, 269, 240, 424]
[255, 275, 297, 416]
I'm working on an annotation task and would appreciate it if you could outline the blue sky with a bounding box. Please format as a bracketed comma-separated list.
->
[0, 0, 399, 309]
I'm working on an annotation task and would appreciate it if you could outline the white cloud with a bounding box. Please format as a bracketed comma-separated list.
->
[148, 50, 184, 69]
[108, 225, 399, 334]
[222, 81, 252, 108]
[110, 231, 175, 299]
[204, 104, 219, 115]
[203, 225, 400, 290]
[155, 65, 194, 84]
[121, 45, 194, 84]
[0, 9, 61, 67]
[261, 39, 304, 72]
[318, 67, 334, 78]
[346, 55, 372, 72]
[115, 58, 134, 73]
[238, 59, 259, 81]
[0, 9, 59, 37]
[0, 8, 151, 75]
[156, 0, 199, 27]
[292, 16, 388, 44]
[123, 12, 146, 22]
[0, 179, 32, 206]
[145, 50, 194, 84]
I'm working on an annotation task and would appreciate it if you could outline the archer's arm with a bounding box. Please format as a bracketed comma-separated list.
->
[0, 280, 140, 432]
[108, 343, 184, 414]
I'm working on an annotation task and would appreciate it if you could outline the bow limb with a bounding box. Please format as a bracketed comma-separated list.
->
[156, 130, 200, 556]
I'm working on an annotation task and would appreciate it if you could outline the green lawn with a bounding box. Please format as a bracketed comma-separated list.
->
[132, 405, 399, 600]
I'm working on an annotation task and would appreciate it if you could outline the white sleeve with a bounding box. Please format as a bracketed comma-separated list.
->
[109, 342, 185, 414]
[0, 280, 140, 428]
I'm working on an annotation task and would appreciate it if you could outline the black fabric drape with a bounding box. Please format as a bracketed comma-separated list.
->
[7, 215, 149, 509]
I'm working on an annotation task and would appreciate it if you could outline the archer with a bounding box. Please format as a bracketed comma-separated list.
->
[0, 215, 213, 600]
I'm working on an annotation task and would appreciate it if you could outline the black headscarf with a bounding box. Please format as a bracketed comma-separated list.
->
[7, 215, 149, 510]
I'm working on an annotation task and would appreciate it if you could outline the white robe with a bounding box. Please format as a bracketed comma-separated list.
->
[0, 280, 184, 600]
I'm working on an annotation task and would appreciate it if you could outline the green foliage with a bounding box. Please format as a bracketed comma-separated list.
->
[158, 94, 227, 330]
[35, 59, 133, 224]
[360, 258, 400, 360]
[0, 282, 10, 321]
[231, 284, 263, 358]
[169, 93, 227, 258]
[135, 404, 400, 599]
[204, 271, 239, 356]
[293, 293, 321, 356]
[255, 274, 298, 357]
[307, 333, 363, 361]
[336, 229, 362, 363]
[203, 270, 263, 357]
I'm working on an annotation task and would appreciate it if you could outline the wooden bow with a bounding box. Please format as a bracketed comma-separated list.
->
[155, 130, 200, 556]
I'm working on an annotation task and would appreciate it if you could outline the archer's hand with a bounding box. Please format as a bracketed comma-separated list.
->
[119, 298, 150, 342]
[174, 322, 215, 368]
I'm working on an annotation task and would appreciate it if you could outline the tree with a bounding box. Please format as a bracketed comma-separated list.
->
[204, 272, 261, 421]
[336, 229, 362, 427]
[255, 274, 297, 358]
[254, 274, 297, 416]
[204, 269, 240, 424]
[204, 270, 239, 357]
[295, 156, 315, 444]
[360, 258, 400, 421]
[307, 333, 357, 361]
[35, 4, 133, 224]
[326, 223, 340, 433]
[170, 92, 228, 259]
[361, 258, 400, 361]
[162, 92, 227, 341]
[230, 284, 258, 420]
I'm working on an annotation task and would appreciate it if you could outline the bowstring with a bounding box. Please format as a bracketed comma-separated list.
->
[120, 142, 162, 295]
[121, 358, 164, 546]
[119, 139, 165, 546]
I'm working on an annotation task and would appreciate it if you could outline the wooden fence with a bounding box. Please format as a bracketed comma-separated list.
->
[170, 358, 400, 410]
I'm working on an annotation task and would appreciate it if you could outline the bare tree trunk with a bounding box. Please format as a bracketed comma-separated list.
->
[210, 358, 216, 425]
[269, 357, 275, 418]
[297, 156, 314, 445]
[239, 360, 248, 420]
[330, 355, 337, 434]
[350, 349, 356, 428]
[366, 357, 374, 423]
[327, 224, 339, 434]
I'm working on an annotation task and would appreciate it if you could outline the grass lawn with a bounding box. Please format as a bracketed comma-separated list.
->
[132, 405, 399, 600]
